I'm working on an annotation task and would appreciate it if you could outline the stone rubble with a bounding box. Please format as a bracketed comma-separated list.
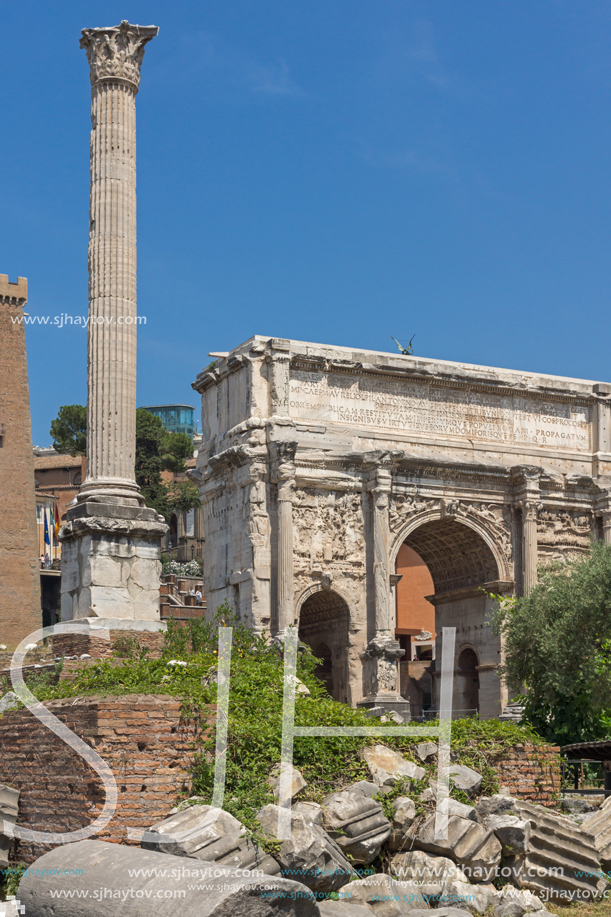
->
[18, 839, 320, 916]
[340, 872, 430, 916]
[447, 765, 483, 796]
[500, 798, 606, 901]
[257, 801, 355, 892]
[582, 793, 611, 871]
[387, 795, 417, 850]
[412, 812, 502, 880]
[0, 693, 20, 716]
[362, 745, 426, 787]
[142, 803, 246, 858]
[415, 742, 438, 762]
[389, 849, 468, 897]
[321, 788, 391, 864]
[268, 763, 308, 800]
[48, 753, 611, 917]
[0, 784, 19, 869]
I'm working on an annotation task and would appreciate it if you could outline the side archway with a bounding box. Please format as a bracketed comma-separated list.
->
[297, 587, 350, 703]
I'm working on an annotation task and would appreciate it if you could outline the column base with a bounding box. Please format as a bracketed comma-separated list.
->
[361, 632, 406, 707]
[357, 695, 411, 720]
[59, 501, 168, 623]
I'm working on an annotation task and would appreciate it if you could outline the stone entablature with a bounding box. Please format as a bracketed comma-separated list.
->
[192, 337, 611, 715]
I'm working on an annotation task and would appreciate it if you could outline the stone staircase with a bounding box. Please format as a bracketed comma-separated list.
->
[160, 574, 207, 623]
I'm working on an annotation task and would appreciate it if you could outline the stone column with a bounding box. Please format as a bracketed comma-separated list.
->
[511, 466, 540, 597]
[359, 464, 408, 718]
[372, 469, 392, 633]
[59, 23, 167, 626]
[78, 21, 158, 504]
[522, 500, 539, 596]
[274, 442, 297, 634]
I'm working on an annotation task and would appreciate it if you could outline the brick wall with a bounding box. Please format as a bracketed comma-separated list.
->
[51, 630, 165, 662]
[490, 743, 561, 807]
[0, 274, 42, 648]
[0, 694, 210, 864]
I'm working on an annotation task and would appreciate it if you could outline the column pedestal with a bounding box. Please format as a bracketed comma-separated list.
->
[61, 502, 167, 622]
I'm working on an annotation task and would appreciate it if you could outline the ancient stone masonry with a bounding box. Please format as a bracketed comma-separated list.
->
[192, 337, 611, 716]
[60, 22, 167, 624]
[0, 694, 205, 865]
[0, 274, 41, 648]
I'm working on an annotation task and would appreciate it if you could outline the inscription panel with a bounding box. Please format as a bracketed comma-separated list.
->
[289, 370, 591, 451]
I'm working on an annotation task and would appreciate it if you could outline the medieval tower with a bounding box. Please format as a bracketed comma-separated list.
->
[0, 274, 41, 646]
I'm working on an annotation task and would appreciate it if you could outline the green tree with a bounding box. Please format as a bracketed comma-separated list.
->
[493, 542, 611, 745]
[49, 404, 87, 455]
[135, 409, 168, 517]
[49, 404, 200, 522]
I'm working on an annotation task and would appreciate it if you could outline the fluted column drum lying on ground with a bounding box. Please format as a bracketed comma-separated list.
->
[18, 840, 322, 917]
[79, 21, 158, 504]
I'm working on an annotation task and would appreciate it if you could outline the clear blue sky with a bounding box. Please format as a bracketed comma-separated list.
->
[3, 1, 611, 446]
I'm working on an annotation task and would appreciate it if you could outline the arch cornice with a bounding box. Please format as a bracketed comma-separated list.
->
[390, 507, 512, 584]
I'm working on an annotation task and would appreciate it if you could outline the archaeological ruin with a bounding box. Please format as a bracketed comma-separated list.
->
[192, 336, 611, 718]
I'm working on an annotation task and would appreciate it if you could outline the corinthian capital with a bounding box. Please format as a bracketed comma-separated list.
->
[80, 21, 158, 91]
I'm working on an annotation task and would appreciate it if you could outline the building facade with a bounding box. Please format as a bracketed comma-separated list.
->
[192, 337, 611, 718]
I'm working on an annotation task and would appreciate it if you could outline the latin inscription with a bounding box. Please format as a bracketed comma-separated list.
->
[289, 371, 591, 450]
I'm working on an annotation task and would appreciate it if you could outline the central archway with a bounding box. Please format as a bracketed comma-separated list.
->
[392, 513, 508, 719]
[298, 589, 350, 703]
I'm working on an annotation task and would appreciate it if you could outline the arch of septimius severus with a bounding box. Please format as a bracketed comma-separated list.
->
[192, 336, 611, 719]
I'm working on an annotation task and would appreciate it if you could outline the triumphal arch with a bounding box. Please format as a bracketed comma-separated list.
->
[192, 337, 611, 718]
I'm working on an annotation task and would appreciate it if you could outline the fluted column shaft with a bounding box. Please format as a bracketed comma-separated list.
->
[522, 502, 538, 596]
[602, 512, 611, 546]
[78, 21, 158, 504]
[86, 80, 138, 495]
[372, 474, 392, 633]
[277, 476, 295, 633]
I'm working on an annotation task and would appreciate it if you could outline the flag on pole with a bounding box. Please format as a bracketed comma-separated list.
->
[44, 508, 50, 546]
[54, 501, 61, 538]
